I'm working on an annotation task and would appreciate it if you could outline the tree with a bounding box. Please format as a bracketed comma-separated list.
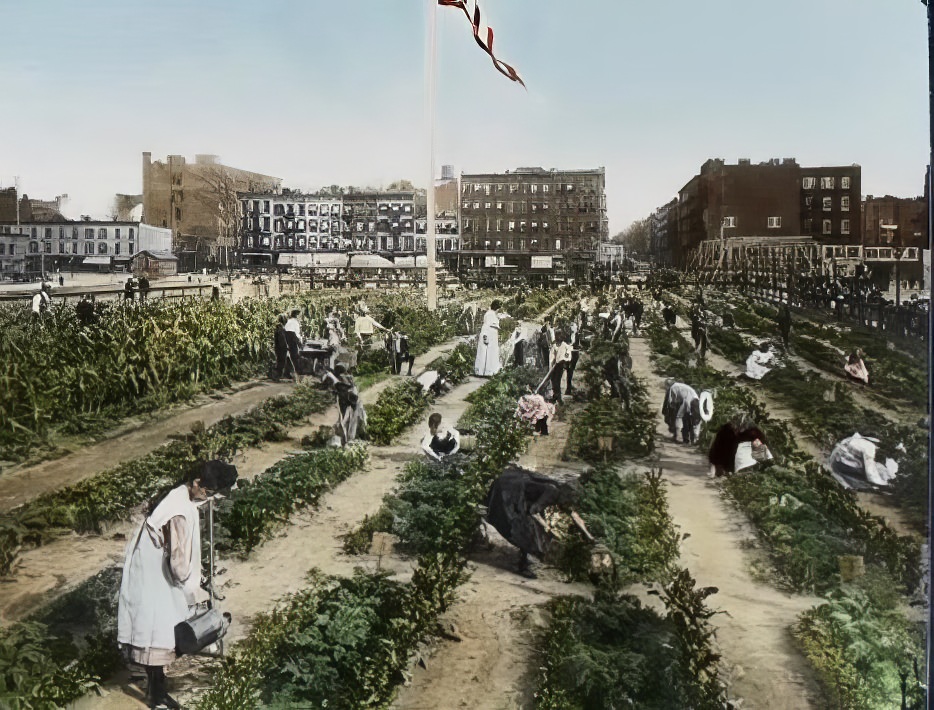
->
[613, 218, 650, 256]
[386, 179, 416, 191]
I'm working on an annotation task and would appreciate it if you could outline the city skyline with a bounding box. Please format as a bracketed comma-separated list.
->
[1, 0, 928, 234]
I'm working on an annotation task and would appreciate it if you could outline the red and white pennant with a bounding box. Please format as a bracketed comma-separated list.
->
[439, 0, 525, 88]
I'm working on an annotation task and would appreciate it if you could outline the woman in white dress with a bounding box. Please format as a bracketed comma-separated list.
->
[475, 300, 504, 376]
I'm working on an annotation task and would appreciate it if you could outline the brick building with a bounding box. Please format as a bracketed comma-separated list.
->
[672, 158, 861, 266]
[861, 194, 926, 249]
[453, 167, 608, 284]
[649, 198, 678, 266]
[142, 153, 281, 268]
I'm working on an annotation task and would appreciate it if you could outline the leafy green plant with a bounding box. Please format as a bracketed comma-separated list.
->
[795, 570, 925, 710]
[216, 445, 369, 553]
[366, 379, 430, 446]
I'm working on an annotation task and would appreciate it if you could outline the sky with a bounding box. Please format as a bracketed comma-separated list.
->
[0, 0, 928, 234]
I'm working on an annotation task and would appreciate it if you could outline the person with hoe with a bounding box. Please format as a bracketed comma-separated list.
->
[118, 461, 238, 709]
[548, 330, 573, 404]
[662, 379, 703, 444]
[322, 364, 367, 444]
[421, 412, 461, 461]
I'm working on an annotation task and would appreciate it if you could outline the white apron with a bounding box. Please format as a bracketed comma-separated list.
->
[118, 485, 201, 661]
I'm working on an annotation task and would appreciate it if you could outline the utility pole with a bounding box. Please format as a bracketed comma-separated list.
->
[924, 1, 934, 703]
[425, 0, 438, 310]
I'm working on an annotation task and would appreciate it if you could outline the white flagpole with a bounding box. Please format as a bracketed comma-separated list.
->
[426, 0, 438, 311]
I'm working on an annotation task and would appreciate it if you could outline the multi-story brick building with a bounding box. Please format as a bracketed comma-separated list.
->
[453, 167, 608, 284]
[673, 158, 862, 266]
[143, 152, 281, 267]
[861, 194, 926, 249]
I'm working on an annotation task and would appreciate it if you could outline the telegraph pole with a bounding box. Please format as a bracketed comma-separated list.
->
[425, 0, 438, 310]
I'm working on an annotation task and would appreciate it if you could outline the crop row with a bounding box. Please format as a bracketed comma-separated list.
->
[536, 330, 724, 709]
[645, 308, 925, 709]
[0, 382, 333, 577]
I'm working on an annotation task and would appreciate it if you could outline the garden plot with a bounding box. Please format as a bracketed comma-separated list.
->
[647, 303, 925, 708]
[629, 335, 824, 709]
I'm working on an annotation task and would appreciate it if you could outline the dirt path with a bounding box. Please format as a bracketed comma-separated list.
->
[0, 379, 294, 513]
[393, 400, 590, 710]
[630, 335, 824, 710]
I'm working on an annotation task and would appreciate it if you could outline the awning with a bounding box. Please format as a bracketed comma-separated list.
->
[84, 256, 112, 265]
[350, 254, 394, 268]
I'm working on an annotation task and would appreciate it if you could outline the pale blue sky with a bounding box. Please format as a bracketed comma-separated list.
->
[0, 0, 928, 233]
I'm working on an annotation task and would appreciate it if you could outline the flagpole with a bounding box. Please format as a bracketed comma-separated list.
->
[426, 0, 438, 311]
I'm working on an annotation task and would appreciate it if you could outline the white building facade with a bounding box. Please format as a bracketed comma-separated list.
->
[0, 221, 171, 277]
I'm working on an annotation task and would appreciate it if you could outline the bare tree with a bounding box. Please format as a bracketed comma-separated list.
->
[613, 218, 650, 256]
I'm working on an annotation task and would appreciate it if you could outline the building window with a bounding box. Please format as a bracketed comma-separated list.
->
[129, 242, 135, 253]
[722, 216, 736, 227]
[805, 196, 814, 208]
[484, 202, 491, 209]
[822, 197, 832, 212]
[97, 228, 106, 239]
[72, 227, 79, 239]
[820, 177, 835, 190]
[496, 220, 502, 231]
[44, 241, 51, 253]
[59, 227, 64, 238]
[58, 241, 65, 254]
[841, 176, 851, 189]
[115, 228, 121, 239]
[44, 227, 52, 239]
[71, 241, 78, 254]
[509, 184, 518, 193]
[543, 185, 550, 193]
[555, 238, 561, 250]
[543, 221, 549, 231]
[841, 219, 850, 235]
[767, 216, 781, 228]
[802, 177, 817, 189]
[822, 219, 832, 235]
[114, 243, 121, 255]
[841, 196, 850, 212]
[129, 227, 135, 239]
[0, 244, 5, 255]
[520, 221, 527, 231]
[263, 201, 270, 213]
[463, 201, 470, 210]
[98, 242, 108, 254]
[263, 217, 270, 231]
[84, 242, 95, 254]
[508, 221, 515, 231]
[803, 218, 813, 232]
[531, 184, 538, 193]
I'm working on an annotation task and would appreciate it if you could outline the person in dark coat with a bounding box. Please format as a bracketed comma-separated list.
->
[273, 314, 290, 380]
[485, 467, 580, 578]
[708, 418, 768, 477]
[662, 304, 677, 327]
[777, 304, 792, 348]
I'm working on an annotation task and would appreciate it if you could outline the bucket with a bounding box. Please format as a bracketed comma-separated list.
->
[175, 608, 231, 656]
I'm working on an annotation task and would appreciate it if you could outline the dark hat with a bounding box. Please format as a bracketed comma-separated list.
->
[195, 460, 238, 491]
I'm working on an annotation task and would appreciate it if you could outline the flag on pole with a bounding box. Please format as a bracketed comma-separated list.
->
[439, 0, 525, 87]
